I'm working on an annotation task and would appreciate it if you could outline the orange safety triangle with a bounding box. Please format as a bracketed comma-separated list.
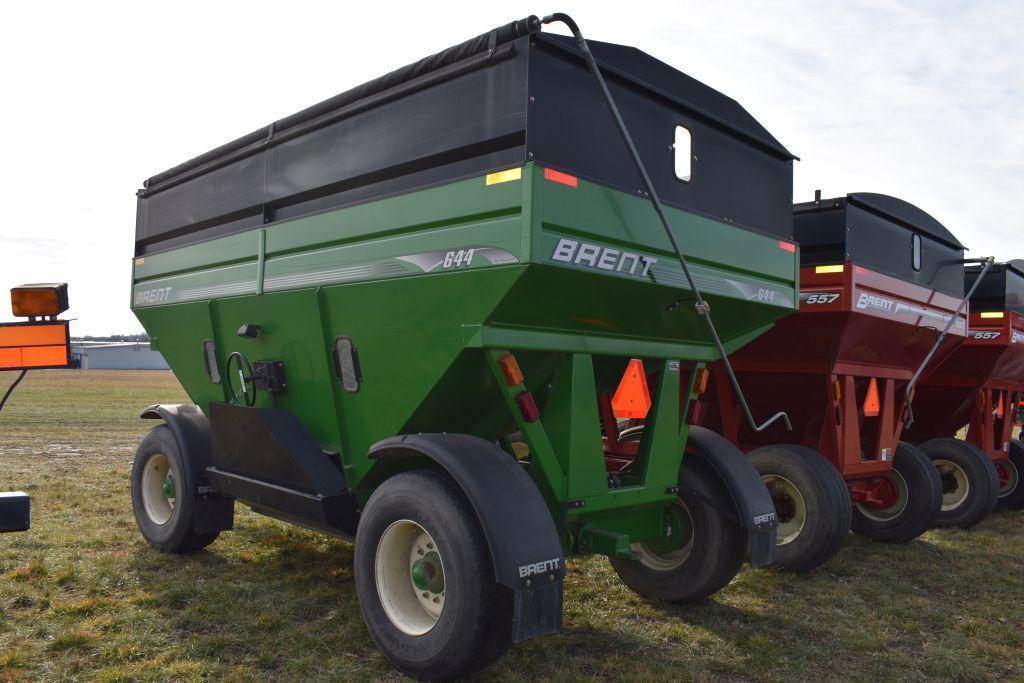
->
[612, 359, 652, 419]
[863, 377, 881, 417]
[996, 392, 1004, 418]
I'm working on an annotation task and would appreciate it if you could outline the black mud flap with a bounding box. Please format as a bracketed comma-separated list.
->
[369, 433, 565, 641]
[141, 404, 233, 534]
[686, 426, 779, 568]
[206, 402, 359, 537]
[512, 581, 563, 642]
[0, 492, 30, 533]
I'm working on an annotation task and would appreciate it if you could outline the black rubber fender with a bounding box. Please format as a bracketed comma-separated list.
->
[140, 404, 234, 534]
[685, 426, 779, 567]
[368, 433, 564, 642]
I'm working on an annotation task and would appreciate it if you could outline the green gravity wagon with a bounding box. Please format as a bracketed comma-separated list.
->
[128, 14, 798, 679]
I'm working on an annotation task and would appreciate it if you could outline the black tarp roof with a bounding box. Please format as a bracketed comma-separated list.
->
[136, 17, 794, 254]
[846, 193, 964, 250]
[539, 34, 794, 160]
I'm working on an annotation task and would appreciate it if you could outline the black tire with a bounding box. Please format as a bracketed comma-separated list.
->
[851, 442, 941, 542]
[747, 444, 851, 572]
[919, 437, 999, 528]
[130, 424, 219, 553]
[609, 427, 747, 603]
[995, 439, 1024, 511]
[355, 470, 513, 680]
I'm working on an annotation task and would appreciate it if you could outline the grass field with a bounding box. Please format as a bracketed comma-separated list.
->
[1, 370, 1022, 681]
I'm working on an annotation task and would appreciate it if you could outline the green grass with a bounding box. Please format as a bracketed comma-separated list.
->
[1, 370, 1022, 681]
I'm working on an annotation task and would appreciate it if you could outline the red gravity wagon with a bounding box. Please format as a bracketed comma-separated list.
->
[683, 192, 994, 570]
[905, 260, 1024, 515]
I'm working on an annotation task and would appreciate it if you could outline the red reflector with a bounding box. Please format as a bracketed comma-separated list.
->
[515, 391, 541, 423]
[612, 359, 652, 419]
[543, 168, 578, 188]
[863, 378, 880, 417]
[778, 241, 796, 253]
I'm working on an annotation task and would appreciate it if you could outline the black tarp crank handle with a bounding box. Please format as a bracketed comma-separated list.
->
[903, 256, 994, 429]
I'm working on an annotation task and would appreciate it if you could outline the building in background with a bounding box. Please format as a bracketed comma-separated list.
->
[70, 342, 169, 370]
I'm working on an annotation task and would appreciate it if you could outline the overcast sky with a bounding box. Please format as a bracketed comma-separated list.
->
[1, 0, 1020, 335]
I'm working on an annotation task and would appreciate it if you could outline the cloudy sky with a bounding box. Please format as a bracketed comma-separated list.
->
[1, 0, 1020, 335]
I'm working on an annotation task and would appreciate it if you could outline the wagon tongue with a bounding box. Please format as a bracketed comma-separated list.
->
[538, 13, 790, 434]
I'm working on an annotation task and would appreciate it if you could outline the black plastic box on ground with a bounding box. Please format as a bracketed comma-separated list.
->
[0, 491, 30, 532]
[135, 17, 795, 256]
[965, 260, 1024, 314]
[793, 192, 965, 297]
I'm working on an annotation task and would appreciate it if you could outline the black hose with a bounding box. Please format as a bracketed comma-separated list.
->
[0, 369, 28, 415]
[537, 13, 791, 433]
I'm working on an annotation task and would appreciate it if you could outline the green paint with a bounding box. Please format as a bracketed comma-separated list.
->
[411, 552, 445, 593]
[132, 163, 798, 556]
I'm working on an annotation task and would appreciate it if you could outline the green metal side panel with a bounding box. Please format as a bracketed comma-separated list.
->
[132, 162, 799, 540]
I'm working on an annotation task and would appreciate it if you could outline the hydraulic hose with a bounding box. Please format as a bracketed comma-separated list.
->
[903, 256, 994, 429]
[535, 13, 791, 433]
[0, 369, 28, 415]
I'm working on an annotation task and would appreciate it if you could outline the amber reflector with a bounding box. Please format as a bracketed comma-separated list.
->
[11, 283, 69, 317]
[497, 353, 524, 387]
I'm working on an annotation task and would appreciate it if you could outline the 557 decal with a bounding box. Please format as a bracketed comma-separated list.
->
[801, 291, 840, 305]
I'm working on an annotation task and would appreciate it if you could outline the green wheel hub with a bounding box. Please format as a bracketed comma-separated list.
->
[411, 551, 445, 593]
[162, 476, 175, 499]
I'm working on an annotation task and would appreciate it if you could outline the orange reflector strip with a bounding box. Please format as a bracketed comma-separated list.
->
[612, 359, 652, 419]
[833, 380, 842, 402]
[863, 378, 880, 417]
[694, 367, 710, 395]
[0, 322, 70, 370]
[778, 240, 796, 253]
[497, 353, 524, 387]
[997, 392, 1005, 418]
[485, 168, 522, 186]
[543, 168, 578, 187]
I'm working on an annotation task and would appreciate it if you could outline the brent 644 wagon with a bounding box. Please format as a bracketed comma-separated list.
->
[690, 193, 988, 570]
[906, 260, 1024, 515]
[129, 14, 797, 679]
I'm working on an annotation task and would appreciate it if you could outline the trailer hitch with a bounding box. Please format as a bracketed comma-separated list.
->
[902, 256, 995, 429]
[534, 13, 791, 433]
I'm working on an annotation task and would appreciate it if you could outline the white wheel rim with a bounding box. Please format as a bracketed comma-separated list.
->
[763, 474, 806, 546]
[141, 453, 175, 525]
[934, 459, 970, 511]
[631, 502, 695, 572]
[375, 520, 445, 636]
[855, 470, 910, 521]
[998, 459, 1019, 497]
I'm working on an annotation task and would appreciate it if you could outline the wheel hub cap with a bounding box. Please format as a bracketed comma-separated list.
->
[411, 551, 445, 593]
[934, 459, 970, 511]
[996, 459, 1019, 497]
[763, 474, 806, 546]
[140, 453, 175, 526]
[375, 520, 446, 636]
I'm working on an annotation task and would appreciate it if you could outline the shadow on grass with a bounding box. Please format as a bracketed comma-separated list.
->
[122, 518, 987, 680]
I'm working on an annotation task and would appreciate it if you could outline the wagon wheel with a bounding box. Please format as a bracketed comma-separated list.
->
[225, 351, 256, 407]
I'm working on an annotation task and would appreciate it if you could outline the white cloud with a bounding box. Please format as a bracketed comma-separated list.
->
[0, 0, 1020, 334]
